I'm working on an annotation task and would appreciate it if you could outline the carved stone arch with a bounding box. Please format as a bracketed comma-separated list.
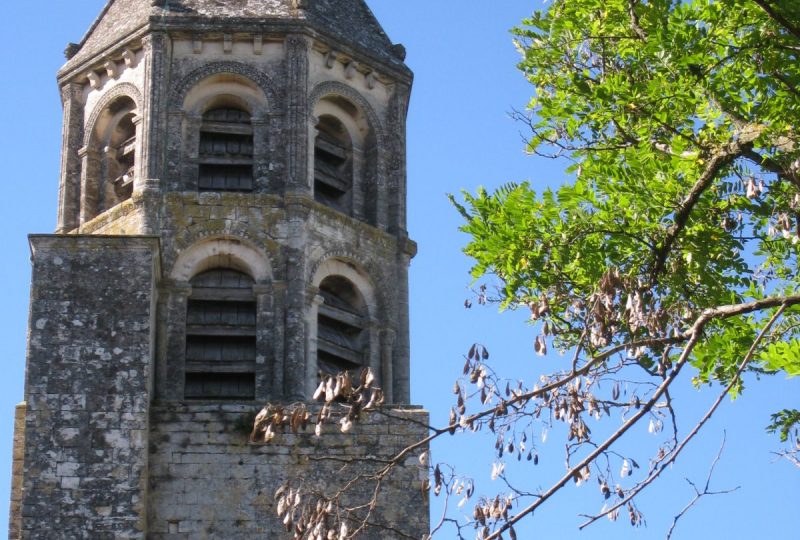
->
[169, 61, 281, 113]
[309, 251, 386, 317]
[181, 218, 257, 245]
[83, 82, 143, 147]
[309, 81, 386, 149]
[171, 236, 273, 283]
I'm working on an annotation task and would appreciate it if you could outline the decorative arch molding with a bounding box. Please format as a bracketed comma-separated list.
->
[83, 82, 143, 147]
[170, 236, 273, 283]
[310, 253, 384, 317]
[309, 81, 385, 148]
[169, 61, 281, 113]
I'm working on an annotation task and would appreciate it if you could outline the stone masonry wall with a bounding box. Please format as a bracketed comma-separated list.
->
[20, 236, 160, 539]
[8, 403, 26, 540]
[148, 403, 429, 539]
[77, 199, 143, 235]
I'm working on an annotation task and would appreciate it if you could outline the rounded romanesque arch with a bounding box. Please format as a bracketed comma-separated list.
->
[309, 81, 385, 148]
[80, 83, 145, 221]
[83, 82, 143, 147]
[169, 61, 281, 113]
[310, 82, 385, 221]
[309, 255, 381, 384]
[169, 63, 281, 193]
[310, 253, 383, 317]
[170, 236, 273, 283]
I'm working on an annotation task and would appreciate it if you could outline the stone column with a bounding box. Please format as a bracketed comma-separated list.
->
[162, 283, 191, 400]
[165, 110, 184, 190]
[380, 329, 396, 404]
[394, 244, 415, 403]
[285, 34, 311, 193]
[254, 283, 274, 402]
[182, 113, 202, 191]
[154, 285, 169, 401]
[284, 201, 310, 400]
[306, 115, 319, 192]
[131, 114, 145, 190]
[140, 32, 169, 185]
[78, 145, 100, 225]
[130, 113, 160, 234]
[366, 317, 380, 388]
[365, 143, 381, 228]
[387, 83, 411, 234]
[56, 82, 85, 233]
[268, 112, 285, 193]
[271, 281, 287, 399]
[351, 145, 366, 220]
[305, 291, 324, 398]
[252, 115, 270, 192]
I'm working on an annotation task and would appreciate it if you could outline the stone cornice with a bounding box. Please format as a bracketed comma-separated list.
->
[58, 26, 149, 84]
[59, 17, 412, 87]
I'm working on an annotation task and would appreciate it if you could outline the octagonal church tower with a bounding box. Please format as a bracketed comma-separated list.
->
[10, 1, 428, 538]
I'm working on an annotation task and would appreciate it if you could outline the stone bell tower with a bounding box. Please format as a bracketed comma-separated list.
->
[10, 1, 428, 538]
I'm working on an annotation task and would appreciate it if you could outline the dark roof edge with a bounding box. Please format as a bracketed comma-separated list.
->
[58, 16, 413, 85]
[57, 25, 150, 83]
[356, 1, 396, 50]
[77, 0, 118, 49]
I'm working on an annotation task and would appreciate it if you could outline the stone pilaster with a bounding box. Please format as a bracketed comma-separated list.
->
[305, 291, 325, 398]
[284, 199, 310, 400]
[271, 281, 288, 399]
[254, 283, 274, 401]
[387, 83, 411, 234]
[56, 82, 85, 233]
[285, 34, 310, 193]
[394, 243, 415, 403]
[380, 329, 396, 404]
[252, 116, 271, 192]
[161, 283, 191, 400]
[140, 32, 168, 188]
[78, 145, 100, 225]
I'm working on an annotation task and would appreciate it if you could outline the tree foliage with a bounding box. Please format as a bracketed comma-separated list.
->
[448, 0, 800, 536]
[266, 1, 800, 538]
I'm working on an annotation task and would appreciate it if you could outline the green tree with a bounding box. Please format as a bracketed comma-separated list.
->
[261, 1, 800, 538]
[450, 0, 800, 536]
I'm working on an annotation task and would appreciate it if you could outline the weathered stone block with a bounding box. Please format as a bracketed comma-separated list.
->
[19, 236, 159, 540]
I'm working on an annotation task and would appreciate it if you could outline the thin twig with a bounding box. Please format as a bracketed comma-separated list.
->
[486, 318, 709, 539]
[579, 304, 787, 529]
[665, 432, 740, 540]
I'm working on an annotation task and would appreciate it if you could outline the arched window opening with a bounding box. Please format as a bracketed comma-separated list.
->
[185, 268, 256, 400]
[92, 96, 137, 216]
[314, 116, 353, 212]
[317, 276, 366, 376]
[106, 111, 136, 202]
[198, 106, 254, 192]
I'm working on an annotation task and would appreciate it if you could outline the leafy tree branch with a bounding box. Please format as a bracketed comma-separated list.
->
[262, 1, 800, 537]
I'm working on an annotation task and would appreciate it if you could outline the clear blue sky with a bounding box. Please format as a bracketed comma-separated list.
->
[0, 1, 796, 538]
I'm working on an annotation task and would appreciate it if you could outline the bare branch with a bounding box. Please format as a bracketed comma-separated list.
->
[772, 449, 800, 468]
[486, 318, 708, 539]
[579, 304, 787, 529]
[665, 433, 740, 540]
